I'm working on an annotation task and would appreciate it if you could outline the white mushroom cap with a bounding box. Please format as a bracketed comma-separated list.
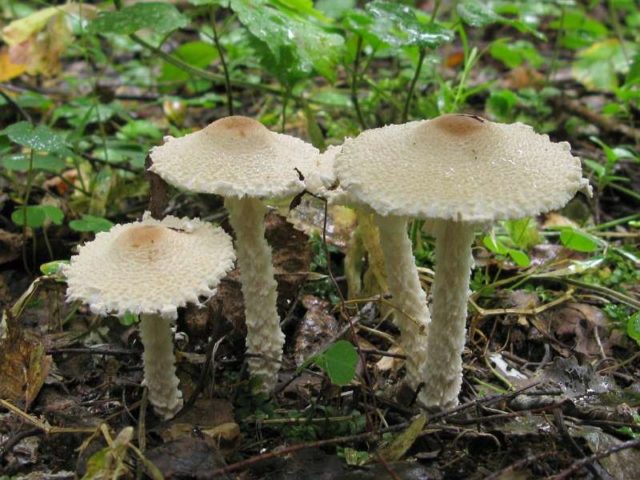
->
[335, 114, 590, 222]
[65, 213, 235, 320]
[304, 145, 339, 195]
[149, 116, 319, 199]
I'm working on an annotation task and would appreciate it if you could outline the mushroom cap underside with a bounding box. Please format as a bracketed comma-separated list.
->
[335, 114, 589, 222]
[65, 214, 235, 319]
[150, 116, 319, 199]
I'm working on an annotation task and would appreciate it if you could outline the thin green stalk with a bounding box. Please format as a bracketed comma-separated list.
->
[210, 7, 234, 116]
[351, 35, 367, 130]
[281, 87, 291, 132]
[589, 212, 640, 231]
[21, 150, 35, 275]
[610, 182, 640, 202]
[402, 47, 426, 122]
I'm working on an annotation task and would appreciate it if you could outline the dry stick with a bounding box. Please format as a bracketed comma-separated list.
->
[553, 408, 602, 479]
[144, 154, 169, 220]
[484, 452, 555, 480]
[550, 437, 640, 480]
[550, 96, 640, 142]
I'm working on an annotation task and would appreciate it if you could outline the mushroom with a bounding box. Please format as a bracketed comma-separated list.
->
[149, 116, 318, 391]
[65, 213, 235, 419]
[335, 114, 590, 407]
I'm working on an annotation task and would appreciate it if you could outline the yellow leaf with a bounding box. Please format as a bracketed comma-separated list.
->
[376, 414, 427, 462]
[1, 6, 62, 45]
[0, 48, 26, 81]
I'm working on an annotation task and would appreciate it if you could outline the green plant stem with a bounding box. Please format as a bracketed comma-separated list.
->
[281, 86, 291, 132]
[609, 182, 640, 202]
[590, 212, 640, 231]
[21, 150, 35, 275]
[351, 35, 367, 130]
[210, 7, 234, 116]
[402, 47, 426, 122]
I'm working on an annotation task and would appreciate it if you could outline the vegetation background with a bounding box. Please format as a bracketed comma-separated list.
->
[0, 0, 639, 478]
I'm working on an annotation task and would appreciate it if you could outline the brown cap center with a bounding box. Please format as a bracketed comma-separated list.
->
[430, 114, 486, 137]
[116, 225, 166, 250]
[208, 116, 269, 139]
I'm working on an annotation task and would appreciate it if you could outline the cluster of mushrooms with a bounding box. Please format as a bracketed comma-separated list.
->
[64, 114, 589, 419]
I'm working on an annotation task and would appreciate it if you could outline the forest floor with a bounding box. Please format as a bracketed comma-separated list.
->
[1, 1, 640, 479]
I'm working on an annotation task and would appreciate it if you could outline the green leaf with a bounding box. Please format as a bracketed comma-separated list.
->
[572, 39, 634, 91]
[90, 2, 189, 35]
[627, 312, 640, 346]
[482, 233, 508, 255]
[69, 215, 114, 233]
[1, 153, 65, 173]
[120, 312, 138, 327]
[40, 260, 69, 276]
[2, 121, 66, 152]
[230, 0, 344, 83]
[487, 89, 517, 119]
[504, 217, 540, 250]
[365, 1, 453, 49]
[559, 228, 599, 253]
[489, 40, 543, 69]
[312, 340, 358, 386]
[12, 205, 64, 228]
[160, 41, 219, 84]
[507, 249, 531, 268]
[457, 0, 502, 27]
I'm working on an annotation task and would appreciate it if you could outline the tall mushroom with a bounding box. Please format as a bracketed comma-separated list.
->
[335, 114, 590, 407]
[149, 116, 318, 392]
[65, 214, 235, 419]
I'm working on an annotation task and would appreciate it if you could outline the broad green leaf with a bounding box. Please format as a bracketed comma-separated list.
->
[1, 153, 65, 173]
[40, 260, 69, 276]
[572, 39, 634, 91]
[230, 0, 344, 83]
[507, 249, 531, 268]
[160, 41, 219, 84]
[343, 10, 386, 49]
[313, 340, 358, 386]
[482, 233, 509, 255]
[69, 215, 114, 233]
[2, 121, 66, 152]
[504, 217, 540, 250]
[487, 89, 517, 119]
[560, 228, 599, 253]
[365, 1, 453, 49]
[489, 40, 544, 69]
[90, 3, 189, 35]
[457, 0, 502, 27]
[12, 205, 64, 228]
[627, 312, 640, 346]
[120, 312, 138, 327]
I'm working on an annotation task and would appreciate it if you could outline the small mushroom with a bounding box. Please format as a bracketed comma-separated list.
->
[64, 213, 235, 419]
[150, 116, 318, 391]
[336, 114, 590, 408]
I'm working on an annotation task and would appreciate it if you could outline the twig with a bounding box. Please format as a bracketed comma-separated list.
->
[144, 154, 169, 219]
[550, 96, 640, 141]
[549, 437, 640, 480]
[484, 452, 554, 480]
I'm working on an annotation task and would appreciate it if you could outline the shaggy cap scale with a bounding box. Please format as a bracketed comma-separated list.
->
[65, 213, 235, 319]
[335, 114, 590, 222]
[150, 116, 319, 199]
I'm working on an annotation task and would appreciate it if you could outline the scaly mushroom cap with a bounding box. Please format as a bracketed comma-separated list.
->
[150, 116, 319, 199]
[65, 213, 235, 319]
[335, 114, 590, 222]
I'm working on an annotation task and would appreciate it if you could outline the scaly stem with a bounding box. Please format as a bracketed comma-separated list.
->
[421, 220, 475, 408]
[225, 197, 284, 392]
[139, 313, 182, 419]
[375, 214, 430, 390]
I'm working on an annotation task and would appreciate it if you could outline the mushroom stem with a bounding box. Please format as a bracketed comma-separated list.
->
[225, 196, 284, 392]
[420, 220, 475, 408]
[375, 213, 430, 389]
[139, 313, 183, 419]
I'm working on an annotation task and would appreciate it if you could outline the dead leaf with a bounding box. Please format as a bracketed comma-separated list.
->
[376, 414, 427, 462]
[0, 312, 52, 409]
[0, 48, 26, 81]
[0, 229, 23, 266]
[547, 303, 612, 357]
[294, 295, 339, 367]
